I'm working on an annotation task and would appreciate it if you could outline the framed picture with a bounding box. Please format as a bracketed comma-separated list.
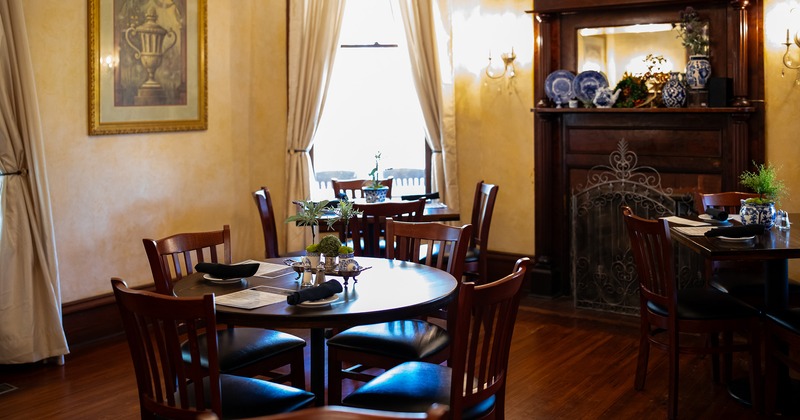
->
[88, 0, 207, 135]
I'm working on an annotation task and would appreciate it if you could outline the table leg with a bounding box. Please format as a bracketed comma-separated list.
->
[765, 259, 789, 310]
[310, 328, 326, 406]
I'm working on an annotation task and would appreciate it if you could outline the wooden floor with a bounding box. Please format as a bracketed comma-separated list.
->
[0, 296, 777, 419]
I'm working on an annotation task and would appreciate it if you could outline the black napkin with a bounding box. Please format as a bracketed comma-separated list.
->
[287, 280, 343, 305]
[705, 207, 728, 221]
[195, 262, 259, 279]
[401, 192, 440, 201]
[704, 224, 765, 238]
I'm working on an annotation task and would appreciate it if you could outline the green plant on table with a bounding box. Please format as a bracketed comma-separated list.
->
[739, 162, 787, 205]
[285, 199, 329, 244]
[367, 151, 383, 189]
[338, 245, 354, 255]
[327, 200, 362, 242]
[318, 235, 342, 256]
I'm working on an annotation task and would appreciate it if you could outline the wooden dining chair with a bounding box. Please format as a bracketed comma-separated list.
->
[196, 404, 448, 420]
[764, 308, 800, 416]
[332, 178, 394, 200]
[111, 278, 315, 419]
[349, 199, 425, 257]
[463, 180, 499, 284]
[327, 220, 472, 405]
[142, 225, 307, 388]
[341, 258, 530, 419]
[253, 186, 304, 259]
[621, 206, 762, 419]
[699, 192, 800, 307]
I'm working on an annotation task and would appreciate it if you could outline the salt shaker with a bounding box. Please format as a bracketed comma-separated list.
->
[776, 210, 791, 231]
[315, 258, 326, 286]
[301, 259, 314, 287]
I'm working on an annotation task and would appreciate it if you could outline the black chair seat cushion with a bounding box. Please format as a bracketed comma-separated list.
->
[767, 308, 800, 335]
[183, 328, 305, 372]
[184, 374, 314, 418]
[646, 288, 757, 320]
[342, 361, 494, 420]
[327, 320, 449, 360]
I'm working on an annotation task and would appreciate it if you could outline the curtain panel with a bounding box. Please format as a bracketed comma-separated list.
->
[0, 0, 68, 363]
[285, 0, 346, 252]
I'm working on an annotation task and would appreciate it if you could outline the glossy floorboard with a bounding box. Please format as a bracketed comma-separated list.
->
[0, 297, 769, 419]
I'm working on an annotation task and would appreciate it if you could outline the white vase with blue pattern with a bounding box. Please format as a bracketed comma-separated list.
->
[662, 72, 686, 108]
[739, 199, 776, 230]
[685, 55, 711, 90]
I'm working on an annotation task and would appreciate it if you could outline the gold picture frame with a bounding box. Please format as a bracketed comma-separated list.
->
[88, 0, 207, 135]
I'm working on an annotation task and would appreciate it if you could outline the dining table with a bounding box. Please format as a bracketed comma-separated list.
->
[668, 213, 800, 410]
[172, 256, 458, 406]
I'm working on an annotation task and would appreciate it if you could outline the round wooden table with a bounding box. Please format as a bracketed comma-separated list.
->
[173, 257, 458, 405]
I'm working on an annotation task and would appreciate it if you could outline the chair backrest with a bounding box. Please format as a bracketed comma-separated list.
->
[111, 278, 223, 419]
[700, 191, 759, 214]
[470, 181, 499, 250]
[253, 187, 280, 259]
[386, 220, 472, 280]
[448, 257, 530, 417]
[331, 178, 394, 200]
[621, 206, 675, 311]
[350, 199, 425, 257]
[143, 225, 232, 294]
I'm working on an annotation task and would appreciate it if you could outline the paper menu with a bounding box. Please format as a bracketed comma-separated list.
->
[214, 288, 286, 310]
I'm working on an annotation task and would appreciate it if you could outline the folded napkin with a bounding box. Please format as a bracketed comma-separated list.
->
[401, 192, 440, 201]
[195, 262, 259, 279]
[704, 224, 765, 238]
[287, 280, 343, 305]
[705, 207, 728, 221]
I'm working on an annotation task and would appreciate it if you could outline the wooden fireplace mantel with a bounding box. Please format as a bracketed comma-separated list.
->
[529, 0, 765, 297]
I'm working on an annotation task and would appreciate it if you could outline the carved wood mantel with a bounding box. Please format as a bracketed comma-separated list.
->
[529, 0, 764, 297]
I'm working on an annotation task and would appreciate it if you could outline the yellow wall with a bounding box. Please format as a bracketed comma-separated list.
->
[20, 0, 799, 303]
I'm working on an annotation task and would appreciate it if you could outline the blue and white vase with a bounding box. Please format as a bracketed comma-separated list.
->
[739, 199, 776, 230]
[661, 72, 686, 108]
[685, 55, 711, 90]
[363, 186, 389, 203]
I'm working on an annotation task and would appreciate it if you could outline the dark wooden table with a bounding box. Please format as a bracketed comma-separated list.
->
[669, 215, 800, 410]
[172, 257, 458, 406]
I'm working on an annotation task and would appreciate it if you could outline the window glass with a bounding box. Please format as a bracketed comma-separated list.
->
[312, 0, 426, 200]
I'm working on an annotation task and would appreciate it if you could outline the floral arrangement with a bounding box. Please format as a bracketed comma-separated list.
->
[739, 162, 787, 205]
[613, 73, 649, 108]
[674, 6, 709, 56]
[367, 151, 383, 189]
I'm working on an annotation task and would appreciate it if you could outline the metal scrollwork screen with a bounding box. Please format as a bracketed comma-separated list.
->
[571, 140, 699, 315]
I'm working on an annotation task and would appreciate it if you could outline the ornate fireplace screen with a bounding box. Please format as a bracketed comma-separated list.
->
[571, 140, 702, 315]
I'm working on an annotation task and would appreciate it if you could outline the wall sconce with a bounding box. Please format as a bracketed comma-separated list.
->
[485, 48, 516, 79]
[783, 17, 800, 83]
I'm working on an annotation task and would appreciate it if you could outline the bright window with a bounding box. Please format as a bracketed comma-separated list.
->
[311, 0, 427, 200]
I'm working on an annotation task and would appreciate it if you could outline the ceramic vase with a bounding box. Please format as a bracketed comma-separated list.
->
[739, 199, 776, 230]
[661, 72, 687, 108]
[363, 187, 389, 203]
[685, 55, 711, 90]
[337, 253, 357, 272]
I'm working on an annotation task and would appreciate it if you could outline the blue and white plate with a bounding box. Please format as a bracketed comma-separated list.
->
[573, 70, 609, 104]
[544, 70, 575, 107]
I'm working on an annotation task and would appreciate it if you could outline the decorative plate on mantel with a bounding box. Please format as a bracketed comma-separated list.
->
[545, 70, 575, 107]
[573, 70, 609, 105]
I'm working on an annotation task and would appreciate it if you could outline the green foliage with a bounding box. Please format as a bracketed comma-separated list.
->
[674, 6, 709, 55]
[739, 162, 787, 205]
[305, 243, 320, 253]
[326, 200, 363, 231]
[367, 151, 383, 189]
[318, 235, 342, 256]
[613, 73, 649, 108]
[286, 199, 329, 243]
[338, 245, 354, 255]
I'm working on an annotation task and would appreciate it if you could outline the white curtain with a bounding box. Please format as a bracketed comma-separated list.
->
[285, 0, 346, 251]
[397, 0, 459, 212]
[0, 0, 68, 363]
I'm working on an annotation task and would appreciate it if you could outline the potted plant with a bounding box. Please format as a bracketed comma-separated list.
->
[739, 162, 787, 229]
[362, 151, 389, 203]
[304, 243, 321, 268]
[327, 200, 362, 243]
[286, 199, 329, 265]
[674, 6, 711, 90]
[337, 245, 358, 272]
[317, 235, 342, 271]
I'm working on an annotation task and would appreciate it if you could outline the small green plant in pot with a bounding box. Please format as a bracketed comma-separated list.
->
[362, 151, 389, 203]
[286, 199, 329, 266]
[317, 235, 343, 271]
[738, 162, 787, 229]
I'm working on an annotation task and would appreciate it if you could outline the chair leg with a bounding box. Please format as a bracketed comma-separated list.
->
[327, 347, 343, 405]
[764, 328, 778, 415]
[748, 323, 762, 413]
[709, 333, 720, 383]
[290, 348, 306, 390]
[668, 327, 679, 420]
[722, 331, 734, 383]
[634, 324, 651, 390]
